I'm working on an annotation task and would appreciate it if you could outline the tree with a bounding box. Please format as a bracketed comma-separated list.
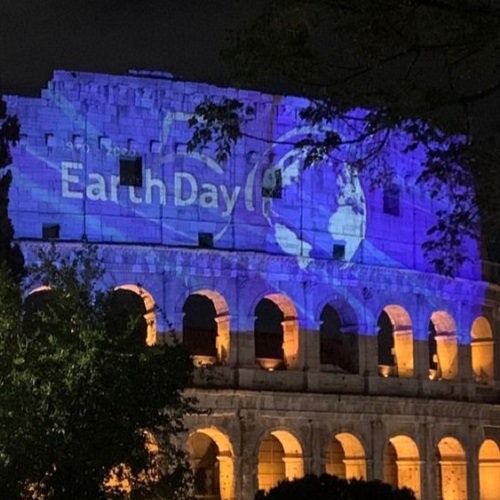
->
[0, 244, 194, 499]
[0, 95, 23, 282]
[188, 0, 500, 275]
[254, 474, 417, 500]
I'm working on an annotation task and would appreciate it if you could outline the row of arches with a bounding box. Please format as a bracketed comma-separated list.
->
[187, 428, 500, 500]
[25, 285, 496, 382]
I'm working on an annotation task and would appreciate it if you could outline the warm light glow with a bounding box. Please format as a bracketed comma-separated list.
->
[385, 435, 421, 499]
[479, 439, 500, 500]
[437, 437, 467, 500]
[187, 427, 234, 500]
[471, 317, 494, 383]
[430, 311, 458, 380]
[258, 430, 304, 492]
[326, 433, 366, 480]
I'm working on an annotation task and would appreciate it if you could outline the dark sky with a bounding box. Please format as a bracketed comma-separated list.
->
[0, 0, 260, 96]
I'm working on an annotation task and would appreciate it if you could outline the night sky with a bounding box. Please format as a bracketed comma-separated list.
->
[0, 0, 261, 96]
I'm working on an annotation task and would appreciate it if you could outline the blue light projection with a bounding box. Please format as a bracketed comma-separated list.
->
[6, 71, 486, 348]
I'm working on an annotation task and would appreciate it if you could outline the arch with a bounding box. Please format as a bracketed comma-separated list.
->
[377, 305, 414, 378]
[384, 435, 421, 499]
[319, 303, 359, 373]
[187, 427, 235, 500]
[437, 437, 467, 500]
[183, 290, 230, 366]
[325, 432, 366, 480]
[112, 285, 157, 346]
[254, 293, 299, 370]
[478, 439, 500, 500]
[471, 317, 495, 383]
[429, 311, 458, 380]
[257, 429, 304, 492]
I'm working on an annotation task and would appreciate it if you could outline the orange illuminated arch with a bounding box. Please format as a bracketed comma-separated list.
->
[479, 439, 500, 500]
[114, 284, 157, 346]
[187, 427, 235, 500]
[384, 435, 421, 498]
[325, 432, 366, 480]
[429, 311, 458, 380]
[437, 437, 467, 500]
[183, 290, 230, 366]
[378, 305, 414, 378]
[254, 293, 299, 370]
[471, 317, 495, 383]
[258, 430, 304, 492]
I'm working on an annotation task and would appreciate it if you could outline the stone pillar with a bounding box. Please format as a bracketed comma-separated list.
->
[435, 334, 458, 380]
[394, 329, 414, 378]
[439, 460, 468, 500]
[396, 459, 422, 499]
[370, 420, 385, 481]
[344, 458, 367, 480]
[421, 423, 435, 500]
[215, 315, 230, 366]
[283, 456, 304, 480]
[478, 461, 500, 500]
[471, 339, 495, 383]
[282, 318, 299, 369]
[217, 455, 235, 500]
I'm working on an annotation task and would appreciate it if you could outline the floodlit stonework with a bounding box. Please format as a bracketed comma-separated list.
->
[6, 70, 500, 499]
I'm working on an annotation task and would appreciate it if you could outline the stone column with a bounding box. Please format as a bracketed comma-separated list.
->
[283, 456, 304, 480]
[435, 334, 458, 380]
[217, 455, 235, 500]
[396, 459, 422, 499]
[393, 328, 414, 377]
[282, 319, 299, 369]
[344, 458, 367, 480]
[215, 315, 230, 366]
[439, 460, 468, 500]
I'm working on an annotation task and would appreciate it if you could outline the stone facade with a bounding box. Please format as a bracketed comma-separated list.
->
[7, 71, 500, 499]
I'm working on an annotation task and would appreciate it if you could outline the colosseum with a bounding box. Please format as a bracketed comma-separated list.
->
[5, 70, 500, 499]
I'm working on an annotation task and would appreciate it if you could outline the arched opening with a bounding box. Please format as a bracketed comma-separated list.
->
[257, 430, 303, 492]
[377, 305, 414, 378]
[24, 286, 56, 335]
[437, 437, 467, 500]
[325, 433, 366, 480]
[254, 294, 298, 370]
[471, 317, 495, 383]
[429, 311, 458, 380]
[183, 290, 230, 366]
[319, 304, 358, 373]
[106, 285, 156, 347]
[384, 436, 421, 499]
[187, 428, 234, 500]
[479, 439, 500, 500]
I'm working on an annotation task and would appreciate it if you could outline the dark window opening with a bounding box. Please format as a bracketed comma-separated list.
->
[42, 223, 60, 240]
[106, 289, 147, 348]
[377, 311, 395, 367]
[319, 304, 358, 373]
[254, 298, 284, 362]
[198, 232, 214, 249]
[191, 434, 221, 498]
[383, 183, 400, 216]
[333, 244, 346, 261]
[262, 168, 283, 198]
[120, 157, 143, 187]
[183, 294, 217, 358]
